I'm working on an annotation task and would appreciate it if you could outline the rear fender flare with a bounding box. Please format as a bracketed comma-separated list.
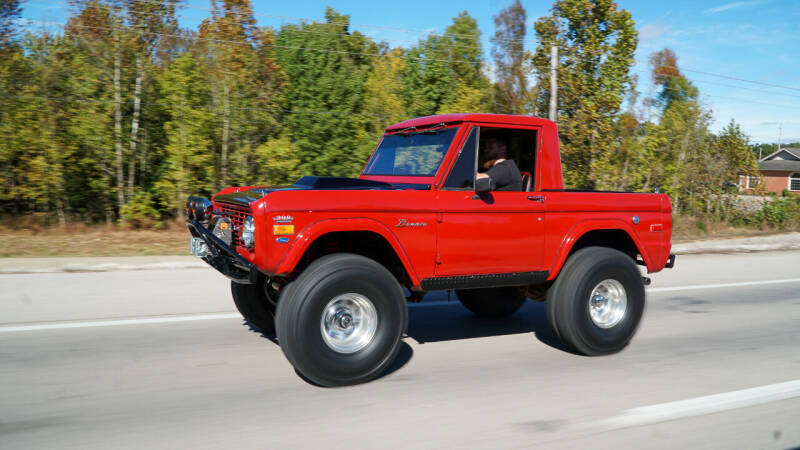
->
[548, 219, 651, 281]
[274, 218, 420, 285]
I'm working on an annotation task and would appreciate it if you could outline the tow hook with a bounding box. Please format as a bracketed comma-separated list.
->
[642, 277, 651, 286]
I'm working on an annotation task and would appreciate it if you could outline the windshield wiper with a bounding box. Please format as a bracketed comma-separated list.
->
[394, 123, 447, 136]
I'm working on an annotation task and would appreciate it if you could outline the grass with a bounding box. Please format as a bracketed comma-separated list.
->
[0, 217, 794, 258]
[671, 216, 791, 243]
[0, 222, 190, 258]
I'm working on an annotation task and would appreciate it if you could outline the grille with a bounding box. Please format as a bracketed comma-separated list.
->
[216, 202, 250, 248]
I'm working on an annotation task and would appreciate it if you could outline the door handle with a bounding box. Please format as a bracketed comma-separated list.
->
[526, 195, 545, 203]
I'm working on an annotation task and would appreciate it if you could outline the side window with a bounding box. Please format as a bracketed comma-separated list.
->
[478, 127, 537, 192]
[443, 128, 478, 189]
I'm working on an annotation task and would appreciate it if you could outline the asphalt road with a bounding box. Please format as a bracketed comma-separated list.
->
[1, 251, 799, 449]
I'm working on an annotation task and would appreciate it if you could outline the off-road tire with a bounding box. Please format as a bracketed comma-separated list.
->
[456, 287, 526, 318]
[231, 280, 276, 335]
[275, 253, 408, 387]
[546, 247, 645, 355]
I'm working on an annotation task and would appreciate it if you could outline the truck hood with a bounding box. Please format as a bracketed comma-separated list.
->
[213, 176, 416, 207]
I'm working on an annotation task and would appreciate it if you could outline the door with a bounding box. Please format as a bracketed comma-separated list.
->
[435, 126, 545, 276]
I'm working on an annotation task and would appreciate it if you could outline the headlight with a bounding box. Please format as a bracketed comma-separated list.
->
[242, 216, 255, 249]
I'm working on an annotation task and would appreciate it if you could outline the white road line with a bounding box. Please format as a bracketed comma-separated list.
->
[4, 278, 800, 333]
[586, 380, 800, 431]
[648, 278, 800, 293]
[0, 313, 241, 333]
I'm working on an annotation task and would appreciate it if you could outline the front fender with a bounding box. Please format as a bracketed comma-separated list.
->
[274, 217, 421, 285]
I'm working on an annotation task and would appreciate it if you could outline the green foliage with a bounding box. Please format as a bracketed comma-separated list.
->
[274, 8, 375, 178]
[155, 52, 215, 218]
[120, 188, 160, 228]
[0, 0, 21, 45]
[402, 11, 490, 116]
[241, 135, 302, 186]
[0, 0, 792, 234]
[735, 197, 800, 229]
[532, 0, 638, 189]
[491, 0, 530, 115]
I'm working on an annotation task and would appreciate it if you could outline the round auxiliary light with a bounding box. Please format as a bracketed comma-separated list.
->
[242, 216, 255, 249]
[193, 197, 212, 222]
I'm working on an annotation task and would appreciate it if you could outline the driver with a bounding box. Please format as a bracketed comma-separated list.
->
[476, 137, 523, 191]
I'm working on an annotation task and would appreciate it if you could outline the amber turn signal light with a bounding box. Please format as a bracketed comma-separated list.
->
[273, 224, 295, 235]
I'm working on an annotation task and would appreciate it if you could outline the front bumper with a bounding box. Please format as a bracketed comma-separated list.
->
[187, 220, 259, 284]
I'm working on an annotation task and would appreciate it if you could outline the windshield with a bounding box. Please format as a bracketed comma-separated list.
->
[363, 128, 458, 177]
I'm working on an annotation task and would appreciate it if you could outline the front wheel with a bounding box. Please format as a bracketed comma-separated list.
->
[275, 254, 407, 387]
[546, 247, 645, 355]
[231, 280, 276, 335]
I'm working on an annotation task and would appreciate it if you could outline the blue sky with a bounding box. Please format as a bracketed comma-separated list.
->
[20, 0, 800, 144]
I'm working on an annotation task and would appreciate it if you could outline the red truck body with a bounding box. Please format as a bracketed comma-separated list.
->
[212, 114, 672, 290]
[187, 113, 675, 386]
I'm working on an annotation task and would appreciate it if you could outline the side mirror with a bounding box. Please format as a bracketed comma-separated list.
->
[475, 176, 495, 194]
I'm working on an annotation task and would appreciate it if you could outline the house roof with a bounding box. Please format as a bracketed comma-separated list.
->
[759, 160, 800, 172]
[760, 147, 800, 162]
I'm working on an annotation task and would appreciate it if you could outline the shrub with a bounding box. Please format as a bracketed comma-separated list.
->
[120, 189, 161, 229]
[747, 196, 800, 229]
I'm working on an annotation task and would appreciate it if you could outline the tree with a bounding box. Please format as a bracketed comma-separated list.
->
[402, 11, 490, 116]
[533, 0, 638, 188]
[123, 0, 178, 201]
[275, 7, 376, 177]
[648, 48, 705, 210]
[65, 0, 129, 219]
[650, 48, 698, 110]
[199, 0, 284, 188]
[491, 0, 530, 115]
[363, 46, 407, 135]
[155, 52, 214, 219]
[0, 0, 25, 215]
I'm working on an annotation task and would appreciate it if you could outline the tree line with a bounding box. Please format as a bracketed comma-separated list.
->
[0, 0, 763, 227]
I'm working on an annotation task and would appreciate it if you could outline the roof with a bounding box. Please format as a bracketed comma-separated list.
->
[760, 147, 800, 162]
[759, 160, 800, 172]
[385, 114, 554, 131]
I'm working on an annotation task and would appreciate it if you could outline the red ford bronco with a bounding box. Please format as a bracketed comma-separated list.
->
[187, 114, 675, 386]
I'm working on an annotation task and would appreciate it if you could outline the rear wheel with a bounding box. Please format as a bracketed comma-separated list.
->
[546, 247, 645, 355]
[456, 287, 526, 318]
[231, 279, 276, 335]
[275, 254, 407, 387]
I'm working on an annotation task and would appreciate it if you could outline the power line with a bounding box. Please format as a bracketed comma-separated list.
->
[22, 4, 800, 97]
[0, 94, 397, 120]
[28, 0, 520, 55]
[631, 69, 800, 100]
[700, 92, 799, 110]
[53, 21, 489, 66]
[636, 61, 800, 93]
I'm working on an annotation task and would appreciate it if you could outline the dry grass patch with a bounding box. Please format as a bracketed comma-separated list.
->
[671, 216, 784, 243]
[0, 222, 190, 257]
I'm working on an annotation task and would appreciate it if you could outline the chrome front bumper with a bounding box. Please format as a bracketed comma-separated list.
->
[186, 220, 259, 284]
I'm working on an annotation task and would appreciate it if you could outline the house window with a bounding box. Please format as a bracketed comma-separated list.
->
[791, 173, 800, 191]
[746, 176, 760, 189]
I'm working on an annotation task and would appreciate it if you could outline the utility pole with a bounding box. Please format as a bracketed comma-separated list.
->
[549, 44, 558, 122]
[778, 123, 783, 152]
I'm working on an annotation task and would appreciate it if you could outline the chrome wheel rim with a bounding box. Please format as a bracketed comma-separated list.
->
[320, 293, 378, 354]
[589, 279, 627, 329]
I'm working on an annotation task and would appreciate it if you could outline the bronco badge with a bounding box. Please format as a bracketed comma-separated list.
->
[396, 218, 428, 228]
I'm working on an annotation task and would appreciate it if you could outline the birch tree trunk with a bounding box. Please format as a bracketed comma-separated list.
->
[127, 54, 143, 201]
[56, 199, 66, 228]
[220, 81, 230, 187]
[114, 33, 124, 221]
